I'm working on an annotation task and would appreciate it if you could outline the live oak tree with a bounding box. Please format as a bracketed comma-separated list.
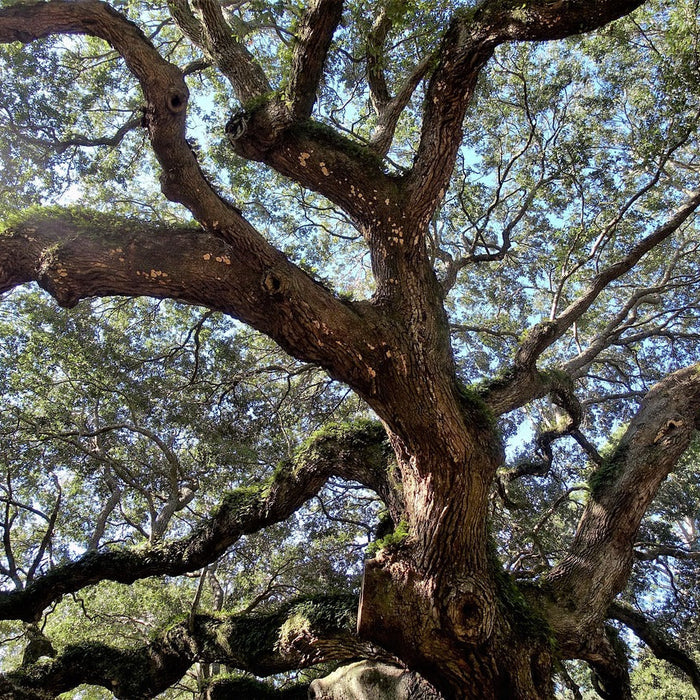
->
[0, 0, 700, 697]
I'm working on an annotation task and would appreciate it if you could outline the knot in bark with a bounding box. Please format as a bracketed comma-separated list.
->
[446, 575, 495, 645]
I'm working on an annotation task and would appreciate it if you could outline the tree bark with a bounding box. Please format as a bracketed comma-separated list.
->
[3, 1, 695, 698]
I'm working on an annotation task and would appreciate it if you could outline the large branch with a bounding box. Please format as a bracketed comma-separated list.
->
[541, 364, 700, 646]
[483, 189, 700, 415]
[0, 595, 371, 699]
[405, 0, 646, 227]
[0, 211, 394, 400]
[609, 602, 700, 697]
[190, 0, 271, 102]
[0, 419, 394, 622]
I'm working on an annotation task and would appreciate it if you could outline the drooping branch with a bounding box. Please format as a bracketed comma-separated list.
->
[541, 364, 700, 644]
[0, 419, 394, 622]
[0, 595, 373, 699]
[609, 601, 700, 696]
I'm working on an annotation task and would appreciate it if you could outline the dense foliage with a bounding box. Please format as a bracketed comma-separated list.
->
[0, 0, 699, 697]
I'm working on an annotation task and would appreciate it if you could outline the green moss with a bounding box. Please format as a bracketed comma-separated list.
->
[455, 380, 499, 432]
[213, 484, 264, 518]
[366, 519, 409, 557]
[588, 446, 627, 499]
[2, 204, 198, 236]
[539, 367, 573, 390]
[241, 91, 278, 114]
[289, 594, 356, 632]
[289, 119, 388, 172]
[292, 419, 386, 467]
[488, 542, 555, 649]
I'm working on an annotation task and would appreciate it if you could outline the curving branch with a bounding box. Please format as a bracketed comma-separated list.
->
[609, 601, 700, 697]
[0, 594, 373, 699]
[541, 364, 700, 645]
[0, 420, 394, 622]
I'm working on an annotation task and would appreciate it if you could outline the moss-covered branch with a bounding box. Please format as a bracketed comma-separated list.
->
[0, 595, 369, 699]
[0, 420, 393, 622]
[541, 364, 700, 648]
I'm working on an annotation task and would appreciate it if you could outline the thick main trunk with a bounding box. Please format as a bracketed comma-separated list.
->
[356, 394, 552, 699]
[359, 546, 555, 699]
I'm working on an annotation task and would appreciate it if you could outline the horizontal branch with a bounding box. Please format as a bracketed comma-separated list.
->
[0, 210, 391, 400]
[633, 545, 700, 562]
[0, 420, 393, 622]
[1, 595, 371, 699]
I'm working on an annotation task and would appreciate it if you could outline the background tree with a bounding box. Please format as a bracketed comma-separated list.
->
[0, 0, 699, 698]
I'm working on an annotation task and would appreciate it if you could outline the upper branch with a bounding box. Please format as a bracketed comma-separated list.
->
[287, 0, 344, 119]
[405, 0, 645, 227]
[0, 420, 393, 622]
[190, 0, 271, 102]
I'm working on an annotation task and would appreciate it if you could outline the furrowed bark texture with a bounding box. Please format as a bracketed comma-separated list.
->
[2, 0, 697, 698]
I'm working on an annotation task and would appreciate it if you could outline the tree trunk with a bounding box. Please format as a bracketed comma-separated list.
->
[359, 546, 555, 699]
[356, 375, 554, 699]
